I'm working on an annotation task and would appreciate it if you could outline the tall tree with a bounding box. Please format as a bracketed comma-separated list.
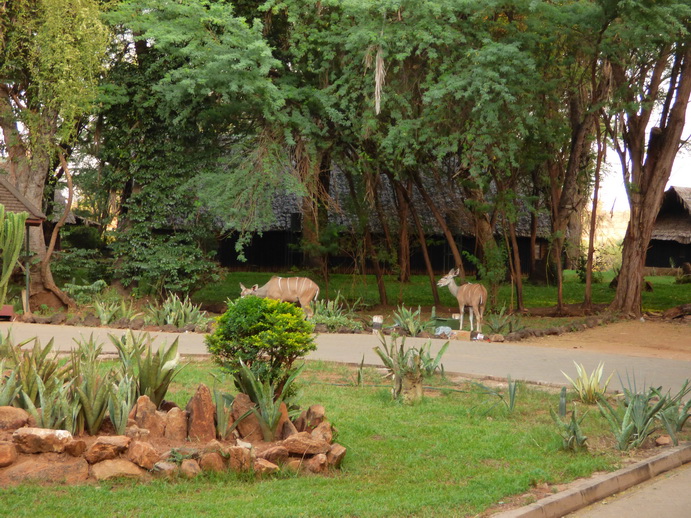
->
[0, 0, 109, 309]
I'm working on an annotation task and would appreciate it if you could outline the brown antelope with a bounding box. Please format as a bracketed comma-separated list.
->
[437, 268, 487, 333]
[239, 276, 320, 318]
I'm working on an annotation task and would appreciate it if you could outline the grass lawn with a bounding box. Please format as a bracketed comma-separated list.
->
[1, 361, 636, 518]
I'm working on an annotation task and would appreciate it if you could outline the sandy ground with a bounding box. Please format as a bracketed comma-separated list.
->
[518, 319, 691, 361]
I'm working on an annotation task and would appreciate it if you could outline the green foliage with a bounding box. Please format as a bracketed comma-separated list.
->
[211, 375, 235, 440]
[232, 361, 303, 441]
[109, 375, 136, 435]
[62, 279, 108, 306]
[373, 334, 448, 403]
[484, 304, 525, 335]
[550, 404, 589, 452]
[562, 362, 613, 405]
[146, 293, 208, 328]
[53, 250, 113, 287]
[470, 376, 520, 415]
[0, 359, 21, 406]
[7, 338, 69, 409]
[312, 292, 363, 332]
[94, 299, 122, 326]
[598, 393, 665, 451]
[0, 206, 27, 309]
[111, 332, 183, 408]
[206, 296, 315, 393]
[21, 375, 77, 432]
[70, 336, 111, 435]
[391, 305, 426, 336]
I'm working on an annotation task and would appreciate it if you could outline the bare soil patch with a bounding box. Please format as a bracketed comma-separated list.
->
[517, 319, 691, 361]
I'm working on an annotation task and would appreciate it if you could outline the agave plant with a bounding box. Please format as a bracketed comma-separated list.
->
[94, 299, 121, 326]
[211, 374, 235, 440]
[109, 375, 137, 435]
[562, 361, 613, 404]
[21, 375, 78, 432]
[391, 305, 426, 336]
[551, 404, 589, 452]
[0, 359, 20, 406]
[137, 337, 183, 407]
[110, 331, 148, 379]
[146, 293, 208, 329]
[232, 360, 303, 442]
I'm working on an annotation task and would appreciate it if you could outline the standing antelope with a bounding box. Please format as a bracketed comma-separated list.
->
[239, 276, 320, 318]
[437, 268, 487, 333]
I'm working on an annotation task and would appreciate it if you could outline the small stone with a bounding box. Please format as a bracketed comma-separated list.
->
[254, 458, 279, 476]
[257, 445, 289, 465]
[305, 405, 326, 432]
[326, 443, 346, 468]
[305, 453, 328, 474]
[200, 452, 225, 472]
[656, 435, 673, 446]
[125, 425, 151, 442]
[489, 334, 504, 343]
[64, 439, 87, 457]
[127, 441, 160, 470]
[227, 445, 253, 472]
[310, 421, 333, 443]
[152, 461, 178, 477]
[0, 442, 18, 467]
[232, 393, 264, 442]
[130, 395, 165, 437]
[91, 459, 147, 481]
[281, 432, 330, 455]
[84, 436, 131, 464]
[0, 407, 30, 430]
[281, 419, 299, 439]
[164, 407, 188, 441]
[180, 458, 201, 478]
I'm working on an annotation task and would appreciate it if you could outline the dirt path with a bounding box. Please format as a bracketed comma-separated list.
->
[518, 319, 691, 361]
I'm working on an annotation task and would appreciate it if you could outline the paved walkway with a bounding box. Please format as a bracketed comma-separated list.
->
[2, 322, 690, 394]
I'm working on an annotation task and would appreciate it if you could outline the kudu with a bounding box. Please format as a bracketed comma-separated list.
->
[437, 268, 487, 333]
[239, 276, 320, 318]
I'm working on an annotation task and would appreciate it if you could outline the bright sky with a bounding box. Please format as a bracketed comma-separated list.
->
[598, 107, 691, 212]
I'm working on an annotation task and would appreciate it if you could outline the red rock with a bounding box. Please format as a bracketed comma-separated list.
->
[180, 458, 201, 478]
[0, 453, 88, 484]
[186, 384, 216, 442]
[310, 421, 333, 443]
[326, 443, 346, 468]
[0, 407, 30, 430]
[305, 453, 328, 474]
[293, 411, 307, 432]
[130, 396, 165, 437]
[305, 405, 326, 432]
[152, 461, 178, 477]
[0, 442, 18, 467]
[231, 393, 264, 442]
[281, 432, 330, 455]
[656, 435, 673, 446]
[127, 441, 160, 470]
[84, 436, 131, 464]
[254, 458, 279, 475]
[200, 452, 225, 472]
[64, 439, 87, 457]
[227, 445, 253, 472]
[91, 458, 147, 480]
[257, 445, 289, 465]
[164, 407, 188, 441]
[125, 425, 151, 442]
[12, 427, 72, 454]
[281, 419, 299, 439]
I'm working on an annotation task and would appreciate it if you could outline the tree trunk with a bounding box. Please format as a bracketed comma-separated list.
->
[610, 47, 691, 317]
[410, 170, 465, 278]
[583, 125, 605, 310]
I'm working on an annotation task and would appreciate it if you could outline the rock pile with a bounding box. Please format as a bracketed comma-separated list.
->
[0, 385, 345, 485]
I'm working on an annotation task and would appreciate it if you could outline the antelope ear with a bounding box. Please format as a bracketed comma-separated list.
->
[453, 268, 460, 276]
[252, 284, 259, 290]
[239, 283, 246, 290]
[447, 269, 455, 276]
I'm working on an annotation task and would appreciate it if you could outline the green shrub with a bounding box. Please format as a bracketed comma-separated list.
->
[312, 292, 363, 331]
[206, 296, 315, 396]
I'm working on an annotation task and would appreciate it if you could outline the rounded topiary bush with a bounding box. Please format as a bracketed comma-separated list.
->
[206, 296, 316, 386]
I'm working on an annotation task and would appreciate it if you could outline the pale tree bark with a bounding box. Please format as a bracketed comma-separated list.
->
[583, 123, 606, 310]
[609, 46, 691, 317]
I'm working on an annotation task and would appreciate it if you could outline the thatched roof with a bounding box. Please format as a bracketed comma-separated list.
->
[651, 186, 691, 244]
[0, 174, 46, 226]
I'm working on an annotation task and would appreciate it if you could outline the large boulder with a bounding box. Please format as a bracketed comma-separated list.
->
[12, 428, 72, 454]
[180, 459, 202, 478]
[0, 407, 30, 430]
[186, 384, 216, 442]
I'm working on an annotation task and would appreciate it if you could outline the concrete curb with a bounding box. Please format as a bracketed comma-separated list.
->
[492, 443, 691, 518]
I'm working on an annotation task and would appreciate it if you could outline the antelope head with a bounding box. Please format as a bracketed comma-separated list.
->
[437, 268, 461, 287]
[239, 283, 258, 297]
